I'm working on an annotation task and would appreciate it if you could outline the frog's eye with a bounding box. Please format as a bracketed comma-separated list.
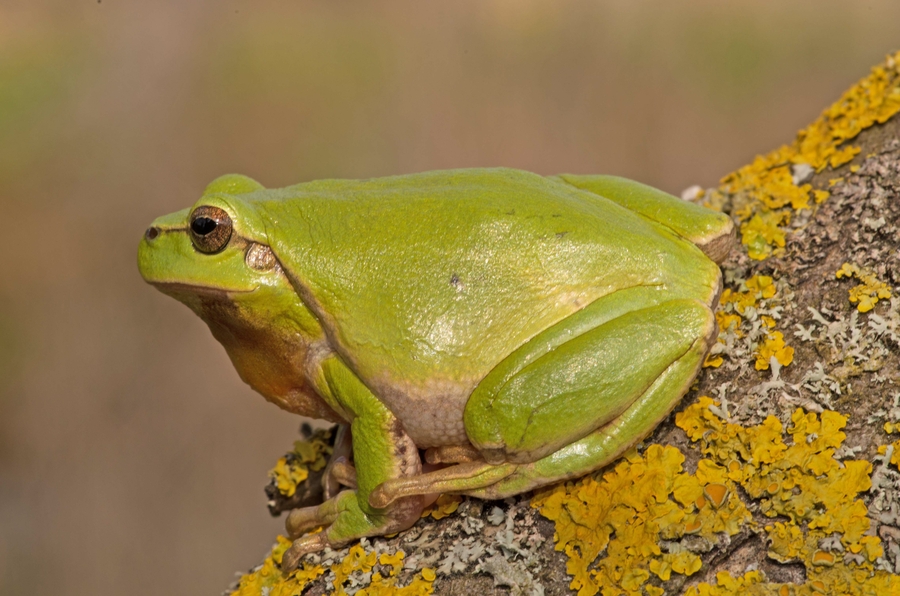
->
[189, 205, 233, 254]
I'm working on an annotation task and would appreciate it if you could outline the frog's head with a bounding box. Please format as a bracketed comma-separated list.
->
[140, 174, 273, 296]
[139, 174, 335, 418]
[138, 174, 323, 340]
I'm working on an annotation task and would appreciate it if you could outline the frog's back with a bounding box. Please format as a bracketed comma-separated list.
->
[247, 168, 719, 438]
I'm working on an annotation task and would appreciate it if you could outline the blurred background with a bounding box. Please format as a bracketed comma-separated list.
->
[1, 1, 898, 594]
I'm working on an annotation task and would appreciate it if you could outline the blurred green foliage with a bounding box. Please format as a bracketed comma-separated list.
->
[0, 31, 89, 177]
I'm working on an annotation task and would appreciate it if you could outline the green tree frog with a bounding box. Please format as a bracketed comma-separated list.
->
[138, 168, 733, 570]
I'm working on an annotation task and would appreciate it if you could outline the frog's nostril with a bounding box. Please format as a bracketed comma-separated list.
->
[145, 226, 160, 240]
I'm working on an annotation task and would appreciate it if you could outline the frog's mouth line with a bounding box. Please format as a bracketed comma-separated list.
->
[150, 281, 257, 297]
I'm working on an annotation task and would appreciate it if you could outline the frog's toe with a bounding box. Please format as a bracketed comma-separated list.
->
[424, 444, 482, 465]
[283, 489, 426, 574]
[281, 533, 328, 572]
[370, 461, 518, 507]
[323, 456, 357, 497]
[285, 498, 342, 538]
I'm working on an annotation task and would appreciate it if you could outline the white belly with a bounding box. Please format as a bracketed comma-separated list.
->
[375, 378, 472, 448]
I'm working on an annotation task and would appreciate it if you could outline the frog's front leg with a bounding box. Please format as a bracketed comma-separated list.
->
[281, 354, 424, 571]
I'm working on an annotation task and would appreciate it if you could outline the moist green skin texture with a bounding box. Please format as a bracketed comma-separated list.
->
[137, 167, 733, 568]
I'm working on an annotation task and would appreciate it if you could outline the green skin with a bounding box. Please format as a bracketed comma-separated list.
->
[138, 168, 733, 570]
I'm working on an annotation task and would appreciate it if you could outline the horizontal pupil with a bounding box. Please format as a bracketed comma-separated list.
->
[191, 217, 217, 236]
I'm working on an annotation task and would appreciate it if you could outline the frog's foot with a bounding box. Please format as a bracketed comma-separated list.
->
[424, 444, 483, 465]
[281, 490, 424, 572]
[281, 533, 330, 571]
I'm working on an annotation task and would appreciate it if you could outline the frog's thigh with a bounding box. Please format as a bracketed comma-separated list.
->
[465, 298, 715, 465]
[464, 306, 713, 499]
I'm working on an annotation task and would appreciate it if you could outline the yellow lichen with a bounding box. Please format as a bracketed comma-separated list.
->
[532, 443, 750, 596]
[877, 441, 900, 468]
[331, 544, 377, 592]
[685, 570, 768, 596]
[332, 544, 435, 596]
[270, 458, 308, 498]
[676, 398, 898, 595]
[717, 312, 743, 336]
[268, 428, 333, 498]
[740, 210, 789, 260]
[379, 551, 405, 576]
[420, 493, 462, 520]
[835, 262, 892, 313]
[536, 397, 899, 595]
[346, 548, 431, 594]
[755, 330, 794, 370]
[717, 275, 794, 371]
[703, 353, 724, 368]
[229, 536, 325, 596]
[813, 189, 830, 203]
[713, 51, 900, 261]
[746, 275, 777, 299]
[702, 483, 729, 508]
[230, 539, 435, 596]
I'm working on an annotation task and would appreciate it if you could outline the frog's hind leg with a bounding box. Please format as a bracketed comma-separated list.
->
[370, 297, 715, 507]
[465, 297, 715, 466]
[463, 317, 712, 500]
